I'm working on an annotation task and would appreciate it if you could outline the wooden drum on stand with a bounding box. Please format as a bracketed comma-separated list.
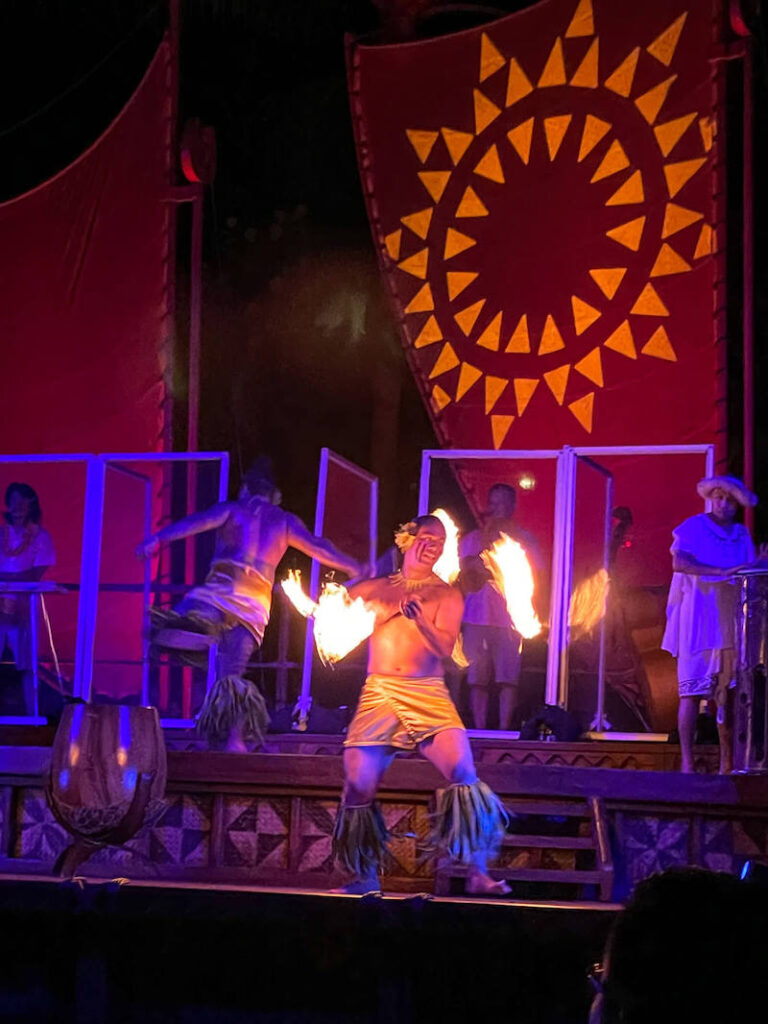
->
[733, 570, 768, 774]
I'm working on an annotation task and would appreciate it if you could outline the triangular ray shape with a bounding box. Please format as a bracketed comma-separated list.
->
[429, 342, 460, 379]
[543, 364, 571, 405]
[565, 0, 594, 38]
[404, 283, 434, 314]
[544, 115, 572, 160]
[605, 169, 644, 206]
[485, 375, 509, 414]
[514, 378, 539, 416]
[431, 385, 451, 412]
[604, 47, 639, 97]
[578, 115, 611, 162]
[505, 314, 531, 353]
[694, 223, 714, 259]
[647, 13, 687, 67]
[635, 75, 677, 125]
[662, 202, 703, 239]
[455, 299, 486, 336]
[444, 227, 477, 260]
[456, 186, 489, 218]
[650, 242, 692, 277]
[447, 271, 479, 300]
[572, 295, 602, 335]
[418, 171, 451, 202]
[538, 37, 566, 87]
[538, 315, 565, 355]
[480, 32, 506, 82]
[476, 311, 503, 351]
[384, 230, 402, 260]
[568, 392, 594, 432]
[401, 207, 433, 240]
[631, 282, 669, 316]
[507, 117, 535, 164]
[397, 247, 428, 279]
[603, 320, 637, 359]
[570, 38, 599, 88]
[491, 414, 515, 449]
[474, 88, 502, 134]
[406, 129, 439, 163]
[654, 113, 696, 157]
[699, 116, 715, 152]
[506, 58, 534, 106]
[641, 325, 677, 361]
[589, 267, 626, 299]
[413, 315, 443, 349]
[456, 362, 483, 400]
[574, 347, 604, 387]
[606, 216, 645, 251]
[664, 158, 706, 198]
[441, 127, 474, 166]
[590, 139, 629, 182]
[474, 144, 505, 183]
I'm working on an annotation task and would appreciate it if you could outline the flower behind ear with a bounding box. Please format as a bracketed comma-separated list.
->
[394, 521, 417, 553]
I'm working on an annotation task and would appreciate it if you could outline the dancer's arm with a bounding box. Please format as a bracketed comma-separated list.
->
[401, 587, 464, 659]
[136, 503, 231, 557]
[286, 515, 363, 577]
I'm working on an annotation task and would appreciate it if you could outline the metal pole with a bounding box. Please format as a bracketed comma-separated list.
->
[593, 473, 614, 732]
[297, 448, 330, 728]
[558, 449, 577, 708]
[418, 451, 431, 515]
[74, 458, 107, 701]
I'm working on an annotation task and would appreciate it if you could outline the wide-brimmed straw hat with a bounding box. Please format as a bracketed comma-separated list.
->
[697, 475, 757, 507]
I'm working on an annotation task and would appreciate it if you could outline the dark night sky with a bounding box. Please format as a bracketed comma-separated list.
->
[3, 0, 768, 537]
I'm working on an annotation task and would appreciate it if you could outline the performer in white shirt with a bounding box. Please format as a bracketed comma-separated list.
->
[0, 483, 56, 713]
[662, 475, 765, 773]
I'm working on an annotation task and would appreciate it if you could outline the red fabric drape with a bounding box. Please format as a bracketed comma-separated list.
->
[349, 0, 726, 583]
[0, 41, 174, 697]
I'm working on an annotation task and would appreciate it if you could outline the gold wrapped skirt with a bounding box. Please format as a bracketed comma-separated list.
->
[345, 673, 465, 750]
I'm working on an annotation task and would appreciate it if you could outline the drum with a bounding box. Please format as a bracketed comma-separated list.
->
[733, 570, 768, 774]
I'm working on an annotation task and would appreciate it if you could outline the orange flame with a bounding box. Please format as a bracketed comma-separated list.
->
[481, 533, 541, 639]
[281, 570, 375, 664]
[431, 507, 460, 583]
[568, 568, 610, 636]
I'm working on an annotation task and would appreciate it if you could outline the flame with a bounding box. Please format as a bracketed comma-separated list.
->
[281, 570, 375, 664]
[431, 507, 460, 583]
[568, 568, 610, 636]
[481, 533, 541, 639]
[282, 569, 318, 618]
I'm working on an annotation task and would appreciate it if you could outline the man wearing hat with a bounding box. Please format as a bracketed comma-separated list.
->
[662, 476, 765, 772]
[137, 459, 364, 752]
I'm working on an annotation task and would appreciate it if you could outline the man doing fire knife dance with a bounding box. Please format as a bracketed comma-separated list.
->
[332, 514, 509, 896]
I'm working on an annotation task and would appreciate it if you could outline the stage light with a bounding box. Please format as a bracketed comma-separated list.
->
[518, 473, 536, 491]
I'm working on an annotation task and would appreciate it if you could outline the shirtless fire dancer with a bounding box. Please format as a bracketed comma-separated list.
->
[333, 514, 510, 896]
[137, 459, 362, 752]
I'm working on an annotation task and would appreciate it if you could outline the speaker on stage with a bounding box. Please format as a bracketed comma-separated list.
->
[519, 704, 584, 742]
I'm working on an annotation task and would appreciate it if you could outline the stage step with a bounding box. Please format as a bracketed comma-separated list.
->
[435, 793, 615, 901]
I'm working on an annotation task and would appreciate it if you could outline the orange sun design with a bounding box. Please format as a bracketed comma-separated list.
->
[385, 1, 712, 448]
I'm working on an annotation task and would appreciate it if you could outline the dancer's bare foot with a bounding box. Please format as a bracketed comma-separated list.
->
[680, 760, 695, 774]
[466, 870, 511, 896]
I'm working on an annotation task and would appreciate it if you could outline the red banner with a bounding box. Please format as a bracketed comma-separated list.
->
[350, 0, 723, 456]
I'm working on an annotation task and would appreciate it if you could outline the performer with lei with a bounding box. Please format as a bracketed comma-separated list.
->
[333, 514, 509, 895]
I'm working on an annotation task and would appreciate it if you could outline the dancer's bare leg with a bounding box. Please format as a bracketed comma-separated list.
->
[420, 728, 510, 895]
[338, 745, 395, 892]
[678, 695, 698, 773]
